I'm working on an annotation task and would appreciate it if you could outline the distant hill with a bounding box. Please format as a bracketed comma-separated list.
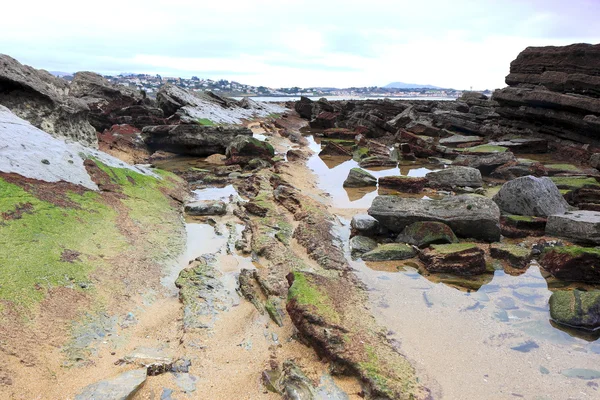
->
[384, 82, 441, 89]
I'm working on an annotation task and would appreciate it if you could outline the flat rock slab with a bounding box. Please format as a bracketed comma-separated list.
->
[426, 166, 482, 188]
[362, 243, 417, 261]
[493, 176, 569, 217]
[184, 200, 227, 216]
[546, 210, 600, 244]
[368, 195, 500, 242]
[75, 369, 147, 400]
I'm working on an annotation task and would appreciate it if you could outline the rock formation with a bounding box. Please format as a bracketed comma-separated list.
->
[0, 54, 97, 146]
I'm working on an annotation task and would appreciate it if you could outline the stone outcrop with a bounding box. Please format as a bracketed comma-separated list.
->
[142, 124, 252, 156]
[540, 246, 600, 282]
[546, 210, 600, 244]
[426, 166, 482, 189]
[396, 221, 458, 248]
[343, 168, 377, 187]
[368, 195, 501, 242]
[70, 72, 165, 131]
[0, 54, 97, 146]
[420, 243, 486, 275]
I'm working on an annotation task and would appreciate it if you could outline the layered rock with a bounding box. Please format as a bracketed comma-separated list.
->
[546, 210, 600, 244]
[426, 166, 482, 189]
[142, 124, 252, 156]
[540, 246, 600, 282]
[0, 54, 97, 146]
[420, 243, 486, 275]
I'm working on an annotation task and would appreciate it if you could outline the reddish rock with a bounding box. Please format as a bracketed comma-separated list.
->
[98, 124, 150, 164]
[319, 142, 351, 156]
[420, 243, 486, 275]
[310, 111, 338, 129]
[378, 176, 427, 193]
[500, 215, 547, 238]
[540, 246, 600, 282]
[323, 128, 356, 140]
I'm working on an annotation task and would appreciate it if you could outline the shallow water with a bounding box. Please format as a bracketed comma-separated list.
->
[305, 135, 441, 208]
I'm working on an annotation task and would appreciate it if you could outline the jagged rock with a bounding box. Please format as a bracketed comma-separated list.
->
[490, 243, 531, 268]
[368, 195, 501, 241]
[319, 141, 351, 156]
[540, 246, 600, 282]
[493, 176, 569, 217]
[420, 243, 486, 275]
[362, 243, 417, 261]
[311, 111, 338, 129]
[98, 124, 150, 164]
[550, 290, 600, 330]
[350, 214, 379, 235]
[378, 176, 427, 193]
[142, 124, 252, 156]
[349, 236, 378, 257]
[453, 151, 517, 174]
[156, 84, 284, 124]
[396, 221, 458, 248]
[75, 369, 147, 400]
[294, 96, 314, 119]
[184, 200, 227, 216]
[0, 54, 97, 146]
[546, 210, 600, 245]
[343, 168, 377, 187]
[358, 155, 396, 168]
[426, 166, 482, 189]
[262, 360, 318, 399]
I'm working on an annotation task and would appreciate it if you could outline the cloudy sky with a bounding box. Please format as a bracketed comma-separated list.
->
[1, 0, 598, 90]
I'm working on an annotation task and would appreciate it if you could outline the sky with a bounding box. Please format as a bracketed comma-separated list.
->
[1, 0, 598, 90]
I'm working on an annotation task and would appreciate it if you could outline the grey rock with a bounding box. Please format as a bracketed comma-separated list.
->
[349, 236, 378, 256]
[350, 214, 379, 234]
[0, 54, 97, 146]
[439, 134, 482, 145]
[185, 200, 227, 216]
[493, 176, 569, 217]
[362, 243, 417, 261]
[75, 369, 147, 400]
[590, 153, 600, 170]
[343, 168, 377, 187]
[142, 124, 252, 156]
[426, 166, 483, 189]
[454, 151, 516, 174]
[368, 195, 501, 241]
[546, 210, 600, 244]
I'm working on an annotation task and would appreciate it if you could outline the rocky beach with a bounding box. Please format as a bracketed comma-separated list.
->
[1, 42, 600, 400]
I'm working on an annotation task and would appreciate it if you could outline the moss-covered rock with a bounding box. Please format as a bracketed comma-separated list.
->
[549, 290, 600, 330]
[540, 246, 600, 282]
[490, 243, 531, 268]
[396, 221, 458, 248]
[550, 176, 600, 191]
[420, 243, 486, 275]
[362, 243, 417, 261]
[343, 168, 377, 188]
[350, 236, 378, 257]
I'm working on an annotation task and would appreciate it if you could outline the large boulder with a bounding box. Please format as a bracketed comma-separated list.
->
[368, 195, 501, 242]
[0, 54, 97, 146]
[349, 236, 378, 257]
[142, 124, 252, 156]
[350, 214, 380, 235]
[546, 210, 600, 244]
[225, 136, 275, 165]
[343, 168, 377, 188]
[69, 72, 164, 131]
[549, 290, 600, 330]
[426, 166, 482, 189]
[540, 246, 600, 282]
[493, 176, 569, 217]
[396, 221, 458, 248]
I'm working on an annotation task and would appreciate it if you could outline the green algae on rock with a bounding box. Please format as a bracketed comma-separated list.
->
[540, 246, 600, 282]
[490, 243, 531, 269]
[396, 221, 458, 248]
[420, 243, 486, 275]
[549, 290, 600, 330]
[362, 243, 417, 262]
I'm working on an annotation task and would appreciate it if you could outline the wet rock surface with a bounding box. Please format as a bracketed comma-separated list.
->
[546, 210, 600, 244]
[184, 200, 227, 216]
[362, 243, 417, 261]
[541, 246, 600, 282]
[420, 243, 486, 275]
[343, 167, 377, 187]
[368, 195, 501, 241]
[396, 221, 458, 248]
[550, 290, 600, 330]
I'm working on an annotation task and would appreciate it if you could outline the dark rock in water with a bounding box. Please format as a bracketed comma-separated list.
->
[226, 136, 275, 165]
[426, 166, 482, 189]
[378, 176, 427, 193]
[294, 96, 314, 119]
[490, 243, 531, 268]
[142, 124, 252, 156]
[184, 200, 227, 216]
[362, 243, 417, 261]
[311, 111, 338, 129]
[368, 195, 501, 242]
[511, 340, 539, 353]
[349, 236, 378, 257]
[350, 214, 380, 235]
[546, 210, 600, 245]
[358, 155, 397, 168]
[493, 176, 569, 217]
[0, 54, 97, 146]
[319, 141, 351, 156]
[343, 168, 377, 188]
[540, 246, 600, 282]
[396, 221, 458, 248]
[420, 243, 486, 275]
[550, 290, 600, 330]
[453, 152, 517, 175]
[75, 369, 147, 400]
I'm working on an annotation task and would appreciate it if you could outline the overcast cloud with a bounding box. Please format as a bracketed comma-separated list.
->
[1, 0, 598, 89]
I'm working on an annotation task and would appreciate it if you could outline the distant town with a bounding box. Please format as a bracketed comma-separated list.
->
[59, 73, 486, 99]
